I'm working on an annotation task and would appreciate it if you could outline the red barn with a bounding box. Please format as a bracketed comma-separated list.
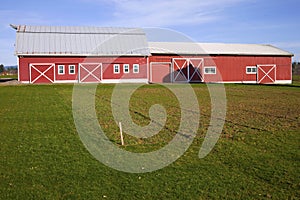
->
[11, 25, 293, 84]
[12, 25, 150, 84]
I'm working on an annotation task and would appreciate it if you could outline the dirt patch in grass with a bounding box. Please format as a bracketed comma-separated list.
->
[0, 79, 20, 85]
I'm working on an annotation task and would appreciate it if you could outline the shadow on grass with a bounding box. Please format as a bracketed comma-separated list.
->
[226, 83, 300, 88]
[0, 78, 17, 82]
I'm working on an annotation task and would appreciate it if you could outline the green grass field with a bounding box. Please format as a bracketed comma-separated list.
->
[0, 74, 18, 79]
[0, 79, 299, 199]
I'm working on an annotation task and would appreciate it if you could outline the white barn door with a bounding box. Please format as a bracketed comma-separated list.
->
[257, 64, 276, 84]
[79, 63, 102, 83]
[172, 58, 203, 83]
[29, 63, 55, 83]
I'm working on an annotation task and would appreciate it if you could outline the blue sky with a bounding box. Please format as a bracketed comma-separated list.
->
[1, 0, 299, 65]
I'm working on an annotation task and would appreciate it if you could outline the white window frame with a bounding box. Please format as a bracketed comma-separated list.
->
[204, 66, 216, 74]
[69, 65, 75, 75]
[58, 65, 65, 75]
[246, 66, 257, 74]
[133, 64, 139, 73]
[114, 64, 120, 74]
[123, 64, 130, 73]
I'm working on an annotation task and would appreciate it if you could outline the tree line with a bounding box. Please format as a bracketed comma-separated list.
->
[0, 64, 18, 75]
[292, 61, 300, 75]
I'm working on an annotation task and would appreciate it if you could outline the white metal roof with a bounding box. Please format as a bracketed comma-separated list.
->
[13, 25, 150, 56]
[149, 42, 293, 56]
[11, 25, 293, 57]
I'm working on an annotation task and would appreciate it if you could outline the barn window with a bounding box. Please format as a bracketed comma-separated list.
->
[123, 64, 130, 73]
[69, 65, 75, 74]
[246, 66, 257, 74]
[114, 64, 120, 74]
[58, 65, 65, 75]
[204, 67, 216, 74]
[133, 64, 139, 73]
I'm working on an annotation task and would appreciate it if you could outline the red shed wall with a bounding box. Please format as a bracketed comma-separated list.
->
[149, 55, 292, 83]
[212, 56, 292, 83]
[18, 56, 148, 83]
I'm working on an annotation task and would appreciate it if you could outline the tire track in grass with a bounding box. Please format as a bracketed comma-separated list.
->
[93, 88, 192, 139]
[92, 86, 274, 138]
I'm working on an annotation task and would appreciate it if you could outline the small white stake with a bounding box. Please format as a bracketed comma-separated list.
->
[119, 122, 124, 146]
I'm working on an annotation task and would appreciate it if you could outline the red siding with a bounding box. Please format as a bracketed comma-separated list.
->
[149, 55, 292, 83]
[102, 58, 147, 80]
[55, 63, 78, 81]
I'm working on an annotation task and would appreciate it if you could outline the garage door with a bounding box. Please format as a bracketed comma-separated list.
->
[30, 63, 55, 83]
[79, 63, 102, 83]
[150, 62, 171, 83]
[257, 64, 276, 84]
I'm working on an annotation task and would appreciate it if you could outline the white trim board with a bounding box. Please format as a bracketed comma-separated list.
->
[201, 80, 292, 84]
[274, 80, 292, 84]
[54, 80, 78, 83]
[17, 57, 20, 82]
[101, 79, 148, 84]
[203, 81, 257, 84]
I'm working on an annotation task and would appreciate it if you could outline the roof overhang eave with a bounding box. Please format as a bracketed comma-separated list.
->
[150, 52, 294, 57]
[16, 53, 151, 57]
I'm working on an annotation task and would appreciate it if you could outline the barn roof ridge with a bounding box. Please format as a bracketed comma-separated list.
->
[12, 24, 145, 35]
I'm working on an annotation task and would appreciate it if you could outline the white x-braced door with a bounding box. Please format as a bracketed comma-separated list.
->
[189, 58, 204, 82]
[79, 63, 102, 83]
[257, 64, 276, 84]
[29, 63, 55, 83]
[172, 58, 204, 83]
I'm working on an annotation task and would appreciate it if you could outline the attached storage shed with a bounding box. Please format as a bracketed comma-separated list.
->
[148, 42, 293, 84]
[12, 25, 293, 84]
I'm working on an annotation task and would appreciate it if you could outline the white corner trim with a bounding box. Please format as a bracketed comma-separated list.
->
[274, 80, 292, 84]
[17, 57, 20, 82]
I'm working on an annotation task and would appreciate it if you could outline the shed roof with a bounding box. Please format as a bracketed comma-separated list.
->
[12, 25, 150, 56]
[149, 42, 293, 56]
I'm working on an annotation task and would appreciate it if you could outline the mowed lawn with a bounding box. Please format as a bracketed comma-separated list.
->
[0, 79, 299, 199]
